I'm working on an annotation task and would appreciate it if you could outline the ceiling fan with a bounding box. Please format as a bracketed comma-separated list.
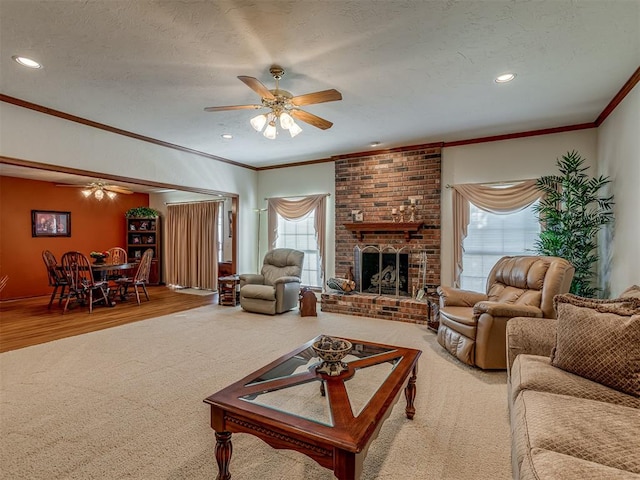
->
[204, 65, 342, 138]
[56, 181, 133, 200]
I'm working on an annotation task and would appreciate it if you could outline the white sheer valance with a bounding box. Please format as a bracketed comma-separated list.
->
[267, 194, 328, 281]
[451, 180, 541, 287]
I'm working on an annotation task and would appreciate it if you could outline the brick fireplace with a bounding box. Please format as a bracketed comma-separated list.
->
[321, 145, 441, 324]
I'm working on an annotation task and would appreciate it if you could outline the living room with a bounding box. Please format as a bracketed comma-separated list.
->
[1, 2, 639, 479]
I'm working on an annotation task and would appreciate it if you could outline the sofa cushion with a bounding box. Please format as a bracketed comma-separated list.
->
[551, 294, 640, 397]
[511, 390, 640, 477]
[510, 354, 640, 409]
[520, 449, 640, 480]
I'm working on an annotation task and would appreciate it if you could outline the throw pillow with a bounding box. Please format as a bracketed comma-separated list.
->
[551, 294, 640, 397]
[621, 284, 640, 300]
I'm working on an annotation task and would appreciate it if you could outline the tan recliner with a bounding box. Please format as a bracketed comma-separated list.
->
[437, 256, 574, 370]
[239, 248, 305, 315]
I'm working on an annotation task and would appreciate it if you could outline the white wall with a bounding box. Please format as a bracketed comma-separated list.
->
[597, 84, 640, 296]
[256, 162, 335, 278]
[0, 102, 258, 273]
[440, 129, 598, 286]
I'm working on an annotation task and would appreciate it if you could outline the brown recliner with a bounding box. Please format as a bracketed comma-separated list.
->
[436, 256, 574, 370]
[239, 248, 305, 315]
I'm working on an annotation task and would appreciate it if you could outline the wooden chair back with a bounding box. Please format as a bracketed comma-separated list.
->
[135, 249, 154, 283]
[42, 250, 67, 286]
[107, 247, 127, 264]
[61, 251, 98, 290]
[0, 274, 8, 293]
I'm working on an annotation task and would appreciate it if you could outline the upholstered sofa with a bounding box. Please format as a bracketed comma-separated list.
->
[437, 255, 574, 369]
[239, 248, 304, 315]
[506, 286, 640, 480]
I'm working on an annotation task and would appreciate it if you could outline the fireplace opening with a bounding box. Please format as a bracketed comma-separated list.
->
[355, 246, 409, 296]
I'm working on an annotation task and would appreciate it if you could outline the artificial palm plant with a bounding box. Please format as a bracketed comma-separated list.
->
[533, 150, 614, 298]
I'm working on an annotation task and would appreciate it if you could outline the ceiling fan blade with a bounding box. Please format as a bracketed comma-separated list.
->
[204, 104, 263, 112]
[290, 109, 333, 130]
[290, 89, 342, 106]
[104, 185, 133, 194]
[55, 184, 87, 188]
[238, 76, 276, 100]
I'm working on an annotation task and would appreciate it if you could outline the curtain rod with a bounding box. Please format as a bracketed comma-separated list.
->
[164, 199, 226, 205]
[445, 178, 536, 189]
[264, 193, 331, 200]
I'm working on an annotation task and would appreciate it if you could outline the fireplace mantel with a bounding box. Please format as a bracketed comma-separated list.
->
[344, 222, 423, 241]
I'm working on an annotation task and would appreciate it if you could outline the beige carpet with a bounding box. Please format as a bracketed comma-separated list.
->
[0, 305, 511, 479]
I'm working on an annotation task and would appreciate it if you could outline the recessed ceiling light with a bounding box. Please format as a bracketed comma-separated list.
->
[12, 55, 42, 69]
[370, 141, 381, 147]
[495, 73, 516, 83]
[221, 134, 233, 139]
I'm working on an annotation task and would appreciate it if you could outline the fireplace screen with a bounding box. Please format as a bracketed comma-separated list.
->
[355, 246, 409, 296]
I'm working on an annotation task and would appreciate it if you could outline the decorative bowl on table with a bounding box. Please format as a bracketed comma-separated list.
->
[313, 335, 353, 376]
[89, 251, 109, 264]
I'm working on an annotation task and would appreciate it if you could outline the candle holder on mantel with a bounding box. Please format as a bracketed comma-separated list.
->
[391, 208, 399, 223]
[409, 203, 416, 222]
[398, 205, 406, 222]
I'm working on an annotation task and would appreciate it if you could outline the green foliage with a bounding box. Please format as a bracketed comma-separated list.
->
[125, 206, 160, 218]
[533, 150, 614, 297]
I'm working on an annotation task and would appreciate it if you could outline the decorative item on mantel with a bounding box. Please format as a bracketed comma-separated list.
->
[313, 335, 353, 376]
[125, 206, 160, 218]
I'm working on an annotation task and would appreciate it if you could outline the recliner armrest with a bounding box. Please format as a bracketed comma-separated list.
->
[273, 276, 301, 285]
[473, 301, 543, 319]
[437, 285, 487, 307]
[239, 274, 265, 288]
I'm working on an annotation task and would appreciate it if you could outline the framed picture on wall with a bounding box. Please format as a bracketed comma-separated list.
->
[31, 210, 71, 237]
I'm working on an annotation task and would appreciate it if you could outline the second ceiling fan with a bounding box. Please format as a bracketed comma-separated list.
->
[204, 65, 342, 138]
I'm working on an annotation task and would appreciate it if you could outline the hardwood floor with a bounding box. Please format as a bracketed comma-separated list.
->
[0, 286, 218, 353]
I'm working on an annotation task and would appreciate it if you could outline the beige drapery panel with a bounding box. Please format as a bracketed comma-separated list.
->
[451, 179, 541, 287]
[267, 194, 328, 282]
[166, 202, 219, 290]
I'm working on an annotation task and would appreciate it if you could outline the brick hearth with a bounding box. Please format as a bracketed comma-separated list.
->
[321, 292, 429, 324]
[323, 145, 441, 324]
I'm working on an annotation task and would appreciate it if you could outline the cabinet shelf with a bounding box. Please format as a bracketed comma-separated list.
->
[343, 222, 423, 242]
[126, 216, 161, 284]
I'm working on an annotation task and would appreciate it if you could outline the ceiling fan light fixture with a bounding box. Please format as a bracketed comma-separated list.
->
[288, 122, 303, 138]
[94, 189, 105, 201]
[250, 114, 267, 132]
[82, 189, 93, 197]
[106, 191, 117, 199]
[279, 112, 294, 130]
[263, 121, 277, 140]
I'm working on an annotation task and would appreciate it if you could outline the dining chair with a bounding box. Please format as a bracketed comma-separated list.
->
[116, 248, 153, 305]
[106, 247, 128, 280]
[42, 250, 69, 308]
[0, 274, 8, 293]
[60, 251, 110, 313]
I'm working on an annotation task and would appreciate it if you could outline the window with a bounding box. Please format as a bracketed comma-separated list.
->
[276, 211, 321, 287]
[460, 201, 540, 291]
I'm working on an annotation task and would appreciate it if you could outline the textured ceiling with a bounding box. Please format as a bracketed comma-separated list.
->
[1, 0, 639, 170]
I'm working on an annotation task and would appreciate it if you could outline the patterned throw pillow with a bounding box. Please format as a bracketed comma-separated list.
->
[551, 294, 640, 397]
[621, 284, 640, 300]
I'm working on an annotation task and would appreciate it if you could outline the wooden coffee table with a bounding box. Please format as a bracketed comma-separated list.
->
[204, 336, 421, 479]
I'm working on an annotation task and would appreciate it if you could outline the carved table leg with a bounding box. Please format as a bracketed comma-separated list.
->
[215, 431, 233, 480]
[320, 380, 326, 397]
[404, 364, 418, 419]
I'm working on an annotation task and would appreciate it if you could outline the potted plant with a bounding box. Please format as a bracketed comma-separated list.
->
[533, 150, 614, 298]
[125, 206, 160, 218]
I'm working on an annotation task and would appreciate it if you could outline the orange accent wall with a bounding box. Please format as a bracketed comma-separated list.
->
[0, 176, 150, 300]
